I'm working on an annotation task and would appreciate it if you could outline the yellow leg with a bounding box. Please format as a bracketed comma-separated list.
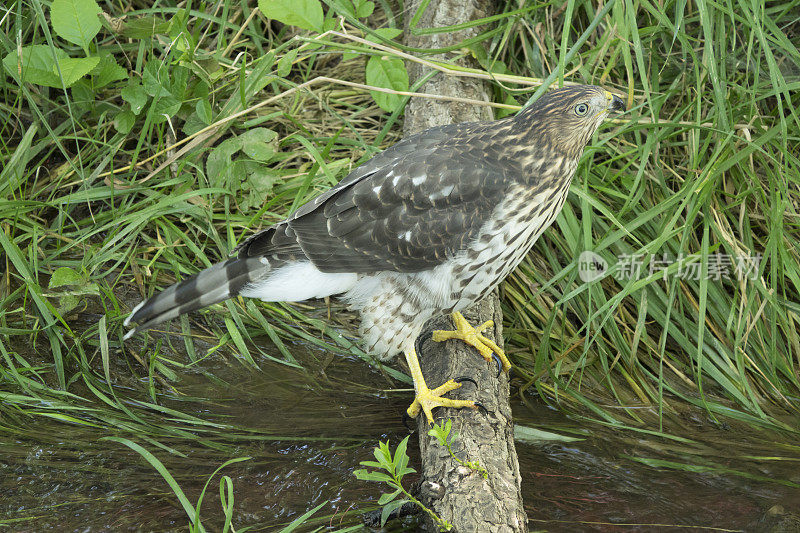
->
[432, 311, 512, 372]
[404, 347, 477, 424]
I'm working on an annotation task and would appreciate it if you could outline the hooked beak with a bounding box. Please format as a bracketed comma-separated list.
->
[608, 93, 626, 113]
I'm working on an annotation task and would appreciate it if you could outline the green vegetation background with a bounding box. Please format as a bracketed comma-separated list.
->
[1, 0, 799, 529]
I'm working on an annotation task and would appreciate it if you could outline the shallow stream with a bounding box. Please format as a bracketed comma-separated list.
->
[2, 334, 798, 532]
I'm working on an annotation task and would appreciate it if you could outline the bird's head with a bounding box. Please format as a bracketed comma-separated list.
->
[516, 85, 625, 158]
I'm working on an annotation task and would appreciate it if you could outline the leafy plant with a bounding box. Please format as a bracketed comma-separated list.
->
[354, 436, 452, 530]
[1, 0, 217, 134]
[258, 0, 324, 33]
[47, 266, 100, 316]
[365, 47, 409, 112]
[428, 420, 488, 479]
[1, 0, 124, 90]
[257, 0, 408, 111]
[206, 128, 281, 212]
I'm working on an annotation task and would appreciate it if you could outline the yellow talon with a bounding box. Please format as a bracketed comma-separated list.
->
[403, 311, 511, 424]
[432, 311, 512, 372]
[404, 348, 477, 424]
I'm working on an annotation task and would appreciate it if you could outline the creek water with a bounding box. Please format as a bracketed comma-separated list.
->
[2, 334, 798, 532]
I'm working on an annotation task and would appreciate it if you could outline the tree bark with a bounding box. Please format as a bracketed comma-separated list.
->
[403, 2, 528, 532]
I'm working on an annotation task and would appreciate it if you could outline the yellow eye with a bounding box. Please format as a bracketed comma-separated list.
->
[574, 103, 590, 116]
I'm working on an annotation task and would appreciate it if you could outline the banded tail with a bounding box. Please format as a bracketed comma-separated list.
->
[123, 255, 358, 339]
[123, 257, 267, 339]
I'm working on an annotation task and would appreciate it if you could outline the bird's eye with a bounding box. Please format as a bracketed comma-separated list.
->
[574, 103, 590, 116]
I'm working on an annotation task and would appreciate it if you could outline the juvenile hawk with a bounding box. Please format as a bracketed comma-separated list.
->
[124, 85, 625, 424]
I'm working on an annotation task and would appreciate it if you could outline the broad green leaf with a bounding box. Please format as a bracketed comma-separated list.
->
[394, 436, 410, 469]
[206, 128, 280, 210]
[49, 267, 83, 288]
[51, 0, 102, 49]
[353, 469, 393, 483]
[397, 465, 416, 477]
[380, 499, 408, 527]
[48, 266, 93, 315]
[368, 27, 403, 42]
[56, 56, 101, 87]
[378, 489, 401, 505]
[207, 137, 240, 180]
[394, 438, 411, 478]
[207, 128, 278, 176]
[322, 17, 340, 32]
[495, 93, 519, 119]
[150, 94, 181, 122]
[240, 166, 277, 212]
[355, 0, 375, 18]
[114, 109, 135, 133]
[365, 55, 408, 112]
[331, 0, 374, 19]
[196, 98, 212, 124]
[142, 61, 170, 97]
[241, 128, 278, 161]
[92, 54, 127, 88]
[428, 424, 447, 445]
[258, 0, 323, 32]
[73, 79, 95, 116]
[169, 65, 189, 100]
[182, 113, 206, 136]
[513, 425, 583, 444]
[121, 82, 148, 114]
[342, 49, 359, 62]
[121, 15, 170, 38]
[373, 443, 393, 469]
[2, 45, 67, 88]
[276, 48, 297, 77]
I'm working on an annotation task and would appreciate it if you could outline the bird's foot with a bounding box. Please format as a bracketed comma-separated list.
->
[407, 379, 477, 425]
[432, 311, 512, 373]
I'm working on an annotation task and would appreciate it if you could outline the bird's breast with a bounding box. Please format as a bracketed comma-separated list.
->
[344, 181, 573, 360]
[445, 182, 572, 310]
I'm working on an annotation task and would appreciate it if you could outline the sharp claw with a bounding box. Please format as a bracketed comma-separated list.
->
[415, 329, 434, 354]
[453, 376, 478, 388]
[473, 401, 490, 416]
[492, 354, 503, 377]
[402, 411, 417, 432]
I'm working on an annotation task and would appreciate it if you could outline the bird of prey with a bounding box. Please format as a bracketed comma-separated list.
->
[124, 85, 625, 424]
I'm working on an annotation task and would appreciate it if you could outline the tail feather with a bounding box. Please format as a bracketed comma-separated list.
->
[124, 257, 266, 338]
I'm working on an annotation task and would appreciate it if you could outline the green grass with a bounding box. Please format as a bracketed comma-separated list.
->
[499, 0, 800, 432]
[1, 0, 800, 527]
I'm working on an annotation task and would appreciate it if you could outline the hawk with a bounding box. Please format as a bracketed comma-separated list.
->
[124, 85, 625, 424]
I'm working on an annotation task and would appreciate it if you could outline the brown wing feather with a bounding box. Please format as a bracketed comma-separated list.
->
[288, 145, 513, 273]
[236, 119, 517, 273]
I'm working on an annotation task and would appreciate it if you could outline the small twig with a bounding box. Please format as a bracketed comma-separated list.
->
[222, 7, 259, 58]
[305, 31, 546, 88]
